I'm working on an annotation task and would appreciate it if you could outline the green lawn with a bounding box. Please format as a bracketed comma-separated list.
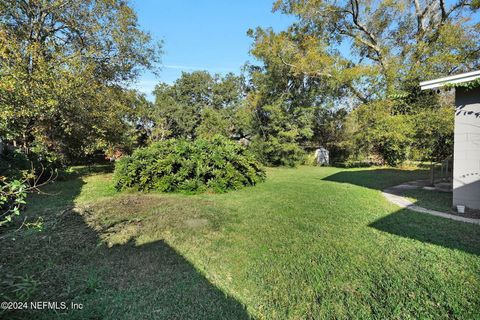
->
[1, 166, 479, 319]
[403, 188, 453, 212]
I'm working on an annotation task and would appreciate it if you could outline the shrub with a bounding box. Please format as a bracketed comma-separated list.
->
[113, 136, 266, 193]
[332, 160, 372, 168]
[0, 178, 27, 227]
[342, 100, 414, 167]
[0, 148, 30, 179]
[0, 147, 60, 182]
[250, 138, 305, 167]
[302, 152, 318, 166]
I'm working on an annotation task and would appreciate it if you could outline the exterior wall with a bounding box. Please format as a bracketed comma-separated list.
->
[453, 87, 480, 210]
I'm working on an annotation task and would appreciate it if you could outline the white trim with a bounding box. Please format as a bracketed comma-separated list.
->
[420, 70, 480, 90]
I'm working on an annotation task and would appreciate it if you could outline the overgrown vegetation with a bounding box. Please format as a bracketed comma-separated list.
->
[0, 147, 57, 227]
[113, 136, 265, 193]
[0, 169, 56, 228]
[0, 0, 161, 163]
[244, 0, 479, 166]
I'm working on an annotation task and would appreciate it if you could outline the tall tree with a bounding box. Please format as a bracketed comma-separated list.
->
[269, 0, 480, 99]
[152, 71, 245, 141]
[0, 0, 161, 161]
[246, 28, 343, 165]
[248, 0, 478, 165]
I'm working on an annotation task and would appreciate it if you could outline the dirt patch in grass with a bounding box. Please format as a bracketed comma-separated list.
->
[82, 194, 173, 217]
[76, 194, 216, 246]
[184, 218, 209, 228]
[0, 192, 246, 320]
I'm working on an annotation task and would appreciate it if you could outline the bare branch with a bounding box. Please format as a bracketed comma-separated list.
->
[346, 82, 369, 104]
[439, 0, 447, 20]
[446, 0, 471, 17]
[277, 53, 298, 69]
[0, 217, 27, 240]
[277, 53, 333, 79]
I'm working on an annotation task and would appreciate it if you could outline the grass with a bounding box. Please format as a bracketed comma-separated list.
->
[1, 166, 479, 319]
[403, 188, 452, 212]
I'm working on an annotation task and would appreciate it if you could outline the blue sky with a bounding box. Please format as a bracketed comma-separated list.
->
[130, 0, 295, 99]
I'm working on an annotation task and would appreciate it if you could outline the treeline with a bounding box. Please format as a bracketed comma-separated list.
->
[242, 0, 479, 166]
[2, 0, 480, 174]
[141, 69, 454, 168]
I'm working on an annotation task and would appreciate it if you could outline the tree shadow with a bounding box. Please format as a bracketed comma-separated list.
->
[369, 208, 480, 256]
[104, 239, 250, 319]
[1, 173, 250, 320]
[57, 164, 114, 181]
[23, 175, 86, 215]
[322, 168, 429, 190]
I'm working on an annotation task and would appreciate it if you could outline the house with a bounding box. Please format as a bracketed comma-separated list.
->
[420, 70, 480, 211]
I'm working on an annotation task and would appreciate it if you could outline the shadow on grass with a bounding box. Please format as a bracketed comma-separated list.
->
[323, 169, 480, 256]
[322, 168, 429, 190]
[59, 164, 114, 180]
[1, 174, 249, 320]
[369, 208, 480, 256]
[23, 175, 86, 215]
[401, 188, 452, 213]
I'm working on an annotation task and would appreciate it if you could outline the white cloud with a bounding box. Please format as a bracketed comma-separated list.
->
[163, 64, 236, 73]
[163, 64, 204, 70]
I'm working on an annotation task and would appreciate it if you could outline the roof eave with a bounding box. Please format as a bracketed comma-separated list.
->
[420, 70, 480, 90]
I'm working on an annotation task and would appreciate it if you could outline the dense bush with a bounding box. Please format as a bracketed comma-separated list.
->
[302, 152, 318, 166]
[0, 148, 31, 179]
[0, 147, 59, 182]
[113, 136, 266, 193]
[342, 101, 414, 166]
[332, 160, 373, 168]
[250, 138, 305, 167]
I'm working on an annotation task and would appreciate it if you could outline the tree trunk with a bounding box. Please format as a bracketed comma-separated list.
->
[429, 161, 435, 186]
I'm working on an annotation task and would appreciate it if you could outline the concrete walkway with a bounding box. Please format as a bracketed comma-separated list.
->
[382, 181, 480, 225]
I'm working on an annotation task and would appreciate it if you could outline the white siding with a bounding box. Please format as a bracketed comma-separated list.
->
[453, 87, 480, 210]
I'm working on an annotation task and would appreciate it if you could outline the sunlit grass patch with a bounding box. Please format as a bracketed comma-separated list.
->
[1, 166, 479, 319]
